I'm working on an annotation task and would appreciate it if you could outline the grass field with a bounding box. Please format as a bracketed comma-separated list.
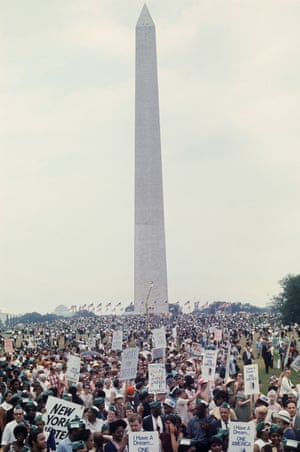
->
[238, 332, 299, 395]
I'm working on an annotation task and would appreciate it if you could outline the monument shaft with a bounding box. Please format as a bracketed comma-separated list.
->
[134, 5, 168, 314]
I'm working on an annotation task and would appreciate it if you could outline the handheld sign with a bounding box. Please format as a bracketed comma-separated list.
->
[228, 421, 255, 452]
[148, 364, 166, 394]
[152, 348, 165, 361]
[112, 330, 123, 351]
[119, 348, 139, 381]
[214, 329, 222, 342]
[44, 396, 84, 443]
[202, 349, 217, 381]
[128, 431, 159, 452]
[66, 355, 81, 385]
[4, 339, 13, 353]
[152, 327, 167, 349]
[191, 342, 203, 358]
[244, 364, 259, 395]
[291, 356, 300, 372]
[225, 344, 231, 380]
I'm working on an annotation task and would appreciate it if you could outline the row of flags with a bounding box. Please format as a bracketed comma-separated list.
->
[69, 302, 123, 313]
[69, 300, 231, 313]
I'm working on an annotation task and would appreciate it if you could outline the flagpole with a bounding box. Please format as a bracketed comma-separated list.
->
[145, 282, 153, 332]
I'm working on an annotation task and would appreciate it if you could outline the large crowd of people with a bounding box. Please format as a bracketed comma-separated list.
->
[0, 311, 299, 452]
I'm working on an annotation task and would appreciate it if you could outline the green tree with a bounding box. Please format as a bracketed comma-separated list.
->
[272, 274, 300, 323]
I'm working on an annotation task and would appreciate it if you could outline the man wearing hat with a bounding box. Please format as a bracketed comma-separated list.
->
[163, 397, 176, 417]
[187, 398, 212, 452]
[277, 409, 296, 440]
[142, 400, 165, 433]
[85, 406, 103, 433]
[24, 400, 38, 426]
[137, 390, 152, 418]
[93, 397, 107, 421]
[210, 390, 237, 422]
[57, 417, 82, 452]
[209, 403, 232, 439]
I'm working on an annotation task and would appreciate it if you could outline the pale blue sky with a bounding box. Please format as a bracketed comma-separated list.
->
[1, 1, 300, 314]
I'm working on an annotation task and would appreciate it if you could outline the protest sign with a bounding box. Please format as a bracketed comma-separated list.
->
[119, 347, 139, 381]
[66, 355, 81, 384]
[191, 342, 203, 358]
[4, 339, 13, 353]
[148, 364, 166, 393]
[225, 344, 231, 380]
[44, 396, 84, 443]
[202, 349, 217, 381]
[112, 330, 123, 351]
[152, 348, 165, 361]
[128, 431, 159, 452]
[214, 329, 222, 342]
[244, 364, 259, 394]
[152, 327, 167, 349]
[291, 356, 300, 372]
[228, 421, 255, 452]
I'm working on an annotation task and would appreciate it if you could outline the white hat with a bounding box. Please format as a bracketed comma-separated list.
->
[277, 410, 291, 424]
[163, 397, 176, 408]
[258, 394, 269, 406]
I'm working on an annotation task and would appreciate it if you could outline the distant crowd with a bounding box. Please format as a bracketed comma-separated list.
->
[0, 311, 299, 452]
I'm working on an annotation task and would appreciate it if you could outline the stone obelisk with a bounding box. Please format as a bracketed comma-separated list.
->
[134, 5, 168, 314]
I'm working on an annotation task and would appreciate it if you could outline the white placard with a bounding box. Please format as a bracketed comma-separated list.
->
[214, 329, 222, 342]
[225, 344, 231, 380]
[152, 348, 165, 360]
[244, 364, 259, 394]
[128, 431, 159, 452]
[291, 356, 300, 372]
[119, 348, 139, 381]
[66, 355, 81, 384]
[4, 339, 13, 353]
[152, 327, 167, 349]
[228, 421, 255, 452]
[148, 364, 166, 393]
[202, 349, 217, 381]
[44, 396, 84, 443]
[191, 342, 203, 357]
[112, 330, 123, 351]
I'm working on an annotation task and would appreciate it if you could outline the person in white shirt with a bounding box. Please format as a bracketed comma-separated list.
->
[1, 406, 25, 452]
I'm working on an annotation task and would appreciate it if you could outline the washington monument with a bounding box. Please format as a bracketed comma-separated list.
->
[134, 5, 168, 314]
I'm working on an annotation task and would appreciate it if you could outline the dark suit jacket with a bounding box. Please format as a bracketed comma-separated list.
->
[293, 414, 300, 440]
[143, 414, 165, 432]
[208, 419, 222, 438]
